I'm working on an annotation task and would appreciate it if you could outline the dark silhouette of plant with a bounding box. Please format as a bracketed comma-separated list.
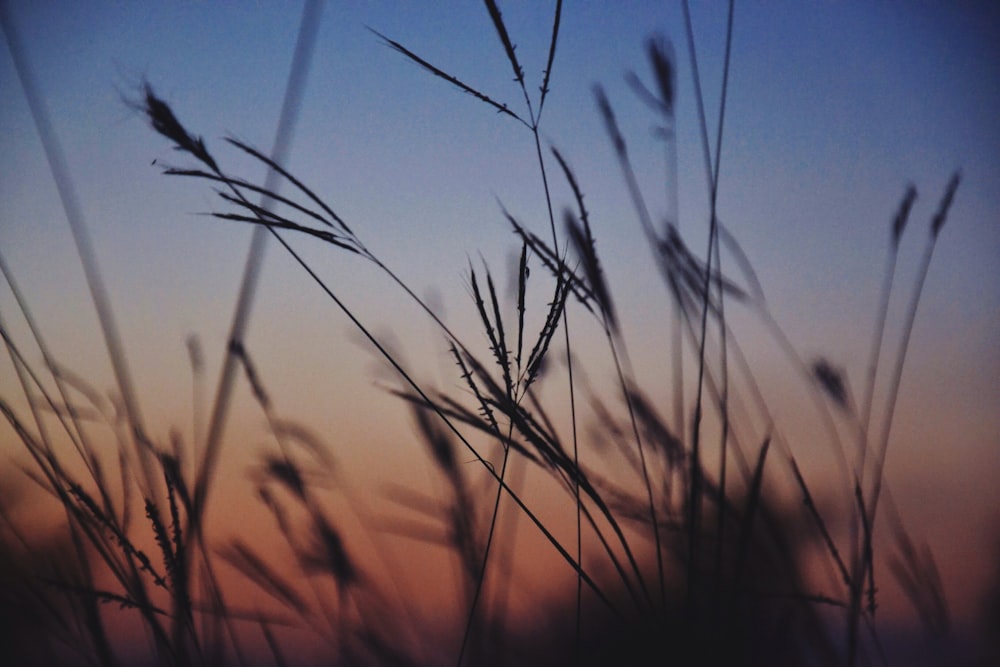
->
[0, 2, 968, 666]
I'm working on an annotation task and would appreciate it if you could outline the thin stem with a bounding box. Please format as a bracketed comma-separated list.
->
[193, 0, 323, 525]
[681, 0, 735, 621]
[2, 2, 155, 497]
[268, 227, 617, 614]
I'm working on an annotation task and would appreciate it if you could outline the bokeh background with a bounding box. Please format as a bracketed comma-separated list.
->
[2, 1, 998, 661]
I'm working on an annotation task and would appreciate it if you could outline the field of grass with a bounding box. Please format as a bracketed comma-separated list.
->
[2, 2, 998, 666]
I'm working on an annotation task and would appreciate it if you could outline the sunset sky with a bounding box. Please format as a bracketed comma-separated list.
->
[2, 1, 999, 662]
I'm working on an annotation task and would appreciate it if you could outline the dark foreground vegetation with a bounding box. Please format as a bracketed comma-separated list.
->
[1, 2, 993, 666]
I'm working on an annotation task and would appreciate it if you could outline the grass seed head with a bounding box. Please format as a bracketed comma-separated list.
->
[812, 358, 848, 410]
[892, 183, 918, 249]
[648, 35, 676, 116]
[142, 83, 218, 172]
[930, 171, 961, 239]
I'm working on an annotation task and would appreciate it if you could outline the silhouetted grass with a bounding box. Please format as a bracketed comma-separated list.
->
[0, 2, 974, 666]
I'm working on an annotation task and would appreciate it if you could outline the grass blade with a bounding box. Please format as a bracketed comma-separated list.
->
[369, 27, 527, 126]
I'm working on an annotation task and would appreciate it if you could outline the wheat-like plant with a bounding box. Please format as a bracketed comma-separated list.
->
[0, 2, 969, 666]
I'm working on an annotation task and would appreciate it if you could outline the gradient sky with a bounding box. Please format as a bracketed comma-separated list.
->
[2, 0, 999, 658]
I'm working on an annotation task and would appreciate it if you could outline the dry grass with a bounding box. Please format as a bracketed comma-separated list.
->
[0, 2, 979, 666]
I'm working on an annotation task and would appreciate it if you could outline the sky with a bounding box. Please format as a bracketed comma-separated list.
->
[2, 0, 999, 663]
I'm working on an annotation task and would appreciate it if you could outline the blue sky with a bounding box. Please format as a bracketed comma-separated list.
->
[2, 0, 999, 647]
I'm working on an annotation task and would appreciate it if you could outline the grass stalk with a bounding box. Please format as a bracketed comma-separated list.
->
[680, 0, 735, 624]
[193, 0, 323, 532]
[0, 4, 969, 664]
[1, 1, 156, 498]
[850, 172, 960, 665]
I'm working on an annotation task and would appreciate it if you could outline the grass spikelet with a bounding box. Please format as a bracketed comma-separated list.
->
[485, 269, 514, 397]
[594, 84, 627, 158]
[930, 171, 961, 239]
[515, 240, 529, 374]
[625, 35, 677, 120]
[812, 358, 849, 411]
[411, 402, 457, 476]
[537, 0, 562, 113]
[185, 334, 204, 375]
[368, 27, 527, 125]
[141, 83, 219, 172]
[160, 452, 193, 518]
[891, 184, 918, 249]
[523, 275, 569, 389]
[564, 209, 617, 333]
[145, 498, 176, 587]
[262, 455, 307, 500]
[469, 263, 513, 398]
[309, 515, 357, 587]
[551, 146, 617, 332]
[449, 342, 502, 436]
[502, 205, 597, 316]
[647, 35, 676, 116]
[69, 483, 168, 590]
[484, 0, 524, 85]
